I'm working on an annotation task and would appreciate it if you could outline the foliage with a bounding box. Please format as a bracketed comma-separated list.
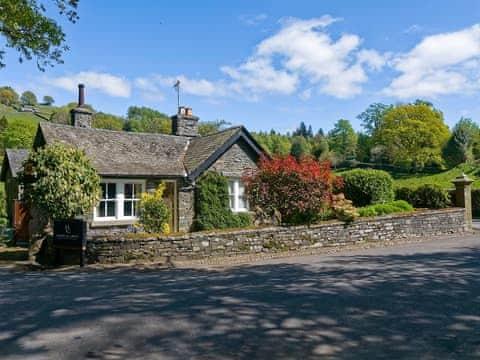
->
[290, 136, 312, 161]
[328, 119, 358, 161]
[195, 172, 252, 231]
[442, 117, 480, 167]
[372, 103, 450, 171]
[342, 168, 394, 207]
[0, 183, 8, 226]
[395, 184, 450, 209]
[293, 121, 313, 138]
[198, 119, 231, 136]
[358, 200, 414, 217]
[330, 193, 358, 223]
[42, 95, 54, 105]
[20, 91, 37, 105]
[472, 189, 480, 217]
[125, 106, 171, 133]
[50, 102, 92, 124]
[2, 118, 37, 149]
[357, 102, 392, 136]
[243, 155, 339, 225]
[0, 86, 19, 106]
[0, 0, 78, 70]
[18, 143, 100, 220]
[356, 133, 372, 163]
[92, 112, 125, 131]
[253, 131, 291, 156]
[138, 183, 170, 234]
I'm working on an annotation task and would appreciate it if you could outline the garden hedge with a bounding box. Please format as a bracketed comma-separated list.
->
[341, 168, 394, 207]
[395, 184, 451, 209]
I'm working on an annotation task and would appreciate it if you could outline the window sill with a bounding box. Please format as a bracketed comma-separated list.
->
[90, 219, 138, 228]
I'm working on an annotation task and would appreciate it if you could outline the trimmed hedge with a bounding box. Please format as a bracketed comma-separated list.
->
[358, 200, 414, 217]
[341, 169, 394, 207]
[194, 172, 252, 231]
[395, 184, 451, 209]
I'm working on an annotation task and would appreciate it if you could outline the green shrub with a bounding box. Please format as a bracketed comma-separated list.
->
[358, 200, 413, 217]
[472, 189, 480, 217]
[341, 169, 394, 207]
[195, 172, 252, 230]
[138, 183, 170, 234]
[395, 187, 415, 203]
[412, 184, 450, 209]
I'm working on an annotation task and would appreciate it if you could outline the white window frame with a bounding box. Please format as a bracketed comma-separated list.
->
[228, 179, 249, 213]
[93, 179, 146, 222]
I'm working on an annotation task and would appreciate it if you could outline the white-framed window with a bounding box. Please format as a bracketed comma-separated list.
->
[94, 180, 145, 221]
[228, 179, 249, 212]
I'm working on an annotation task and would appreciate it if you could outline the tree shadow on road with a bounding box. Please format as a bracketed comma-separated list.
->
[1, 245, 480, 359]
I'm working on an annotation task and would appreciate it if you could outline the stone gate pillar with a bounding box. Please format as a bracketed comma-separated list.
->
[452, 173, 473, 231]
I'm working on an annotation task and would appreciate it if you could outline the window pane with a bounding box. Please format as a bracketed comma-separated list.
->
[228, 181, 234, 195]
[124, 184, 133, 199]
[107, 183, 117, 199]
[107, 201, 115, 217]
[238, 182, 245, 196]
[239, 196, 248, 210]
[124, 201, 132, 216]
[100, 183, 106, 199]
[133, 201, 139, 217]
[134, 184, 142, 199]
[98, 201, 106, 217]
[229, 195, 235, 210]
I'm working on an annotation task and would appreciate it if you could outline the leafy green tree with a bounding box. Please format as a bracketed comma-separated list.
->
[311, 135, 329, 161]
[20, 90, 37, 105]
[0, 116, 8, 133]
[290, 136, 312, 161]
[50, 102, 93, 124]
[138, 183, 170, 234]
[328, 119, 358, 161]
[0, 86, 19, 106]
[2, 119, 37, 149]
[356, 133, 372, 162]
[42, 95, 54, 105]
[125, 106, 171, 134]
[443, 117, 480, 167]
[357, 103, 392, 135]
[19, 143, 100, 220]
[373, 103, 450, 171]
[0, 0, 79, 70]
[198, 119, 231, 136]
[253, 131, 292, 156]
[92, 112, 124, 131]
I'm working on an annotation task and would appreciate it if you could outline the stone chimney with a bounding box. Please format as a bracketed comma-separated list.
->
[70, 84, 93, 128]
[171, 106, 199, 137]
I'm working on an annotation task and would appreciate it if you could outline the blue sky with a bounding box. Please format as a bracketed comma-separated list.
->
[3, 0, 480, 133]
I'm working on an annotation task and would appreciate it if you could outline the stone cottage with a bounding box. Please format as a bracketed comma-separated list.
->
[2, 84, 264, 238]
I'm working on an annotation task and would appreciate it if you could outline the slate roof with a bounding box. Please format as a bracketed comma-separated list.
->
[1, 149, 30, 180]
[36, 123, 190, 177]
[34, 122, 263, 179]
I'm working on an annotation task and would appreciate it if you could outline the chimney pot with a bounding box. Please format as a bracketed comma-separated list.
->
[186, 107, 193, 116]
[178, 106, 186, 115]
[78, 83, 85, 106]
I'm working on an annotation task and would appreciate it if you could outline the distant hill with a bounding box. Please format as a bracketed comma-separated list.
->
[0, 103, 56, 123]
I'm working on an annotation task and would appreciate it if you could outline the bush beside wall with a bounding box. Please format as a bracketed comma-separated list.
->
[194, 172, 252, 231]
[396, 184, 451, 209]
[341, 168, 394, 207]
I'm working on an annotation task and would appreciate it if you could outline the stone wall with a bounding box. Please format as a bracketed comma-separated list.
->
[209, 138, 259, 178]
[87, 208, 467, 264]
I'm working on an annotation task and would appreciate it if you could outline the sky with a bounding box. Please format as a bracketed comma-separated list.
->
[3, 0, 480, 133]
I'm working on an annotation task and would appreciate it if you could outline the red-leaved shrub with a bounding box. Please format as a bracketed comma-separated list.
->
[243, 155, 341, 224]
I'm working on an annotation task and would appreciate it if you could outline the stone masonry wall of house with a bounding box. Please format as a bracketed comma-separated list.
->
[209, 139, 258, 178]
[87, 208, 467, 264]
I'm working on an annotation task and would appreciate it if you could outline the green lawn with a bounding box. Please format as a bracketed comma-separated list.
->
[0, 104, 56, 123]
[392, 163, 480, 190]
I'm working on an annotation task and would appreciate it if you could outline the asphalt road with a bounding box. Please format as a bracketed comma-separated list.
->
[1, 234, 480, 359]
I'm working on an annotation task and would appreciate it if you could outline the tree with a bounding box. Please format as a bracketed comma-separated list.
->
[0, 86, 19, 106]
[328, 119, 358, 161]
[19, 143, 100, 220]
[442, 117, 480, 167]
[356, 133, 372, 162]
[125, 106, 171, 134]
[20, 90, 37, 105]
[92, 112, 124, 131]
[50, 102, 93, 124]
[2, 119, 37, 149]
[311, 135, 329, 161]
[0, 0, 79, 70]
[290, 136, 312, 161]
[373, 103, 450, 171]
[357, 103, 392, 135]
[198, 119, 231, 136]
[253, 131, 292, 156]
[138, 183, 170, 234]
[42, 95, 54, 105]
[243, 155, 340, 224]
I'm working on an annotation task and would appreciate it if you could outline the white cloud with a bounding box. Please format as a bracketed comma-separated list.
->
[384, 24, 480, 98]
[46, 71, 131, 97]
[153, 75, 225, 97]
[239, 14, 268, 26]
[134, 77, 164, 101]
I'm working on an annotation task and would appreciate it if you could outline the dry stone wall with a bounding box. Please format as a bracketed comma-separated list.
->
[87, 208, 467, 264]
